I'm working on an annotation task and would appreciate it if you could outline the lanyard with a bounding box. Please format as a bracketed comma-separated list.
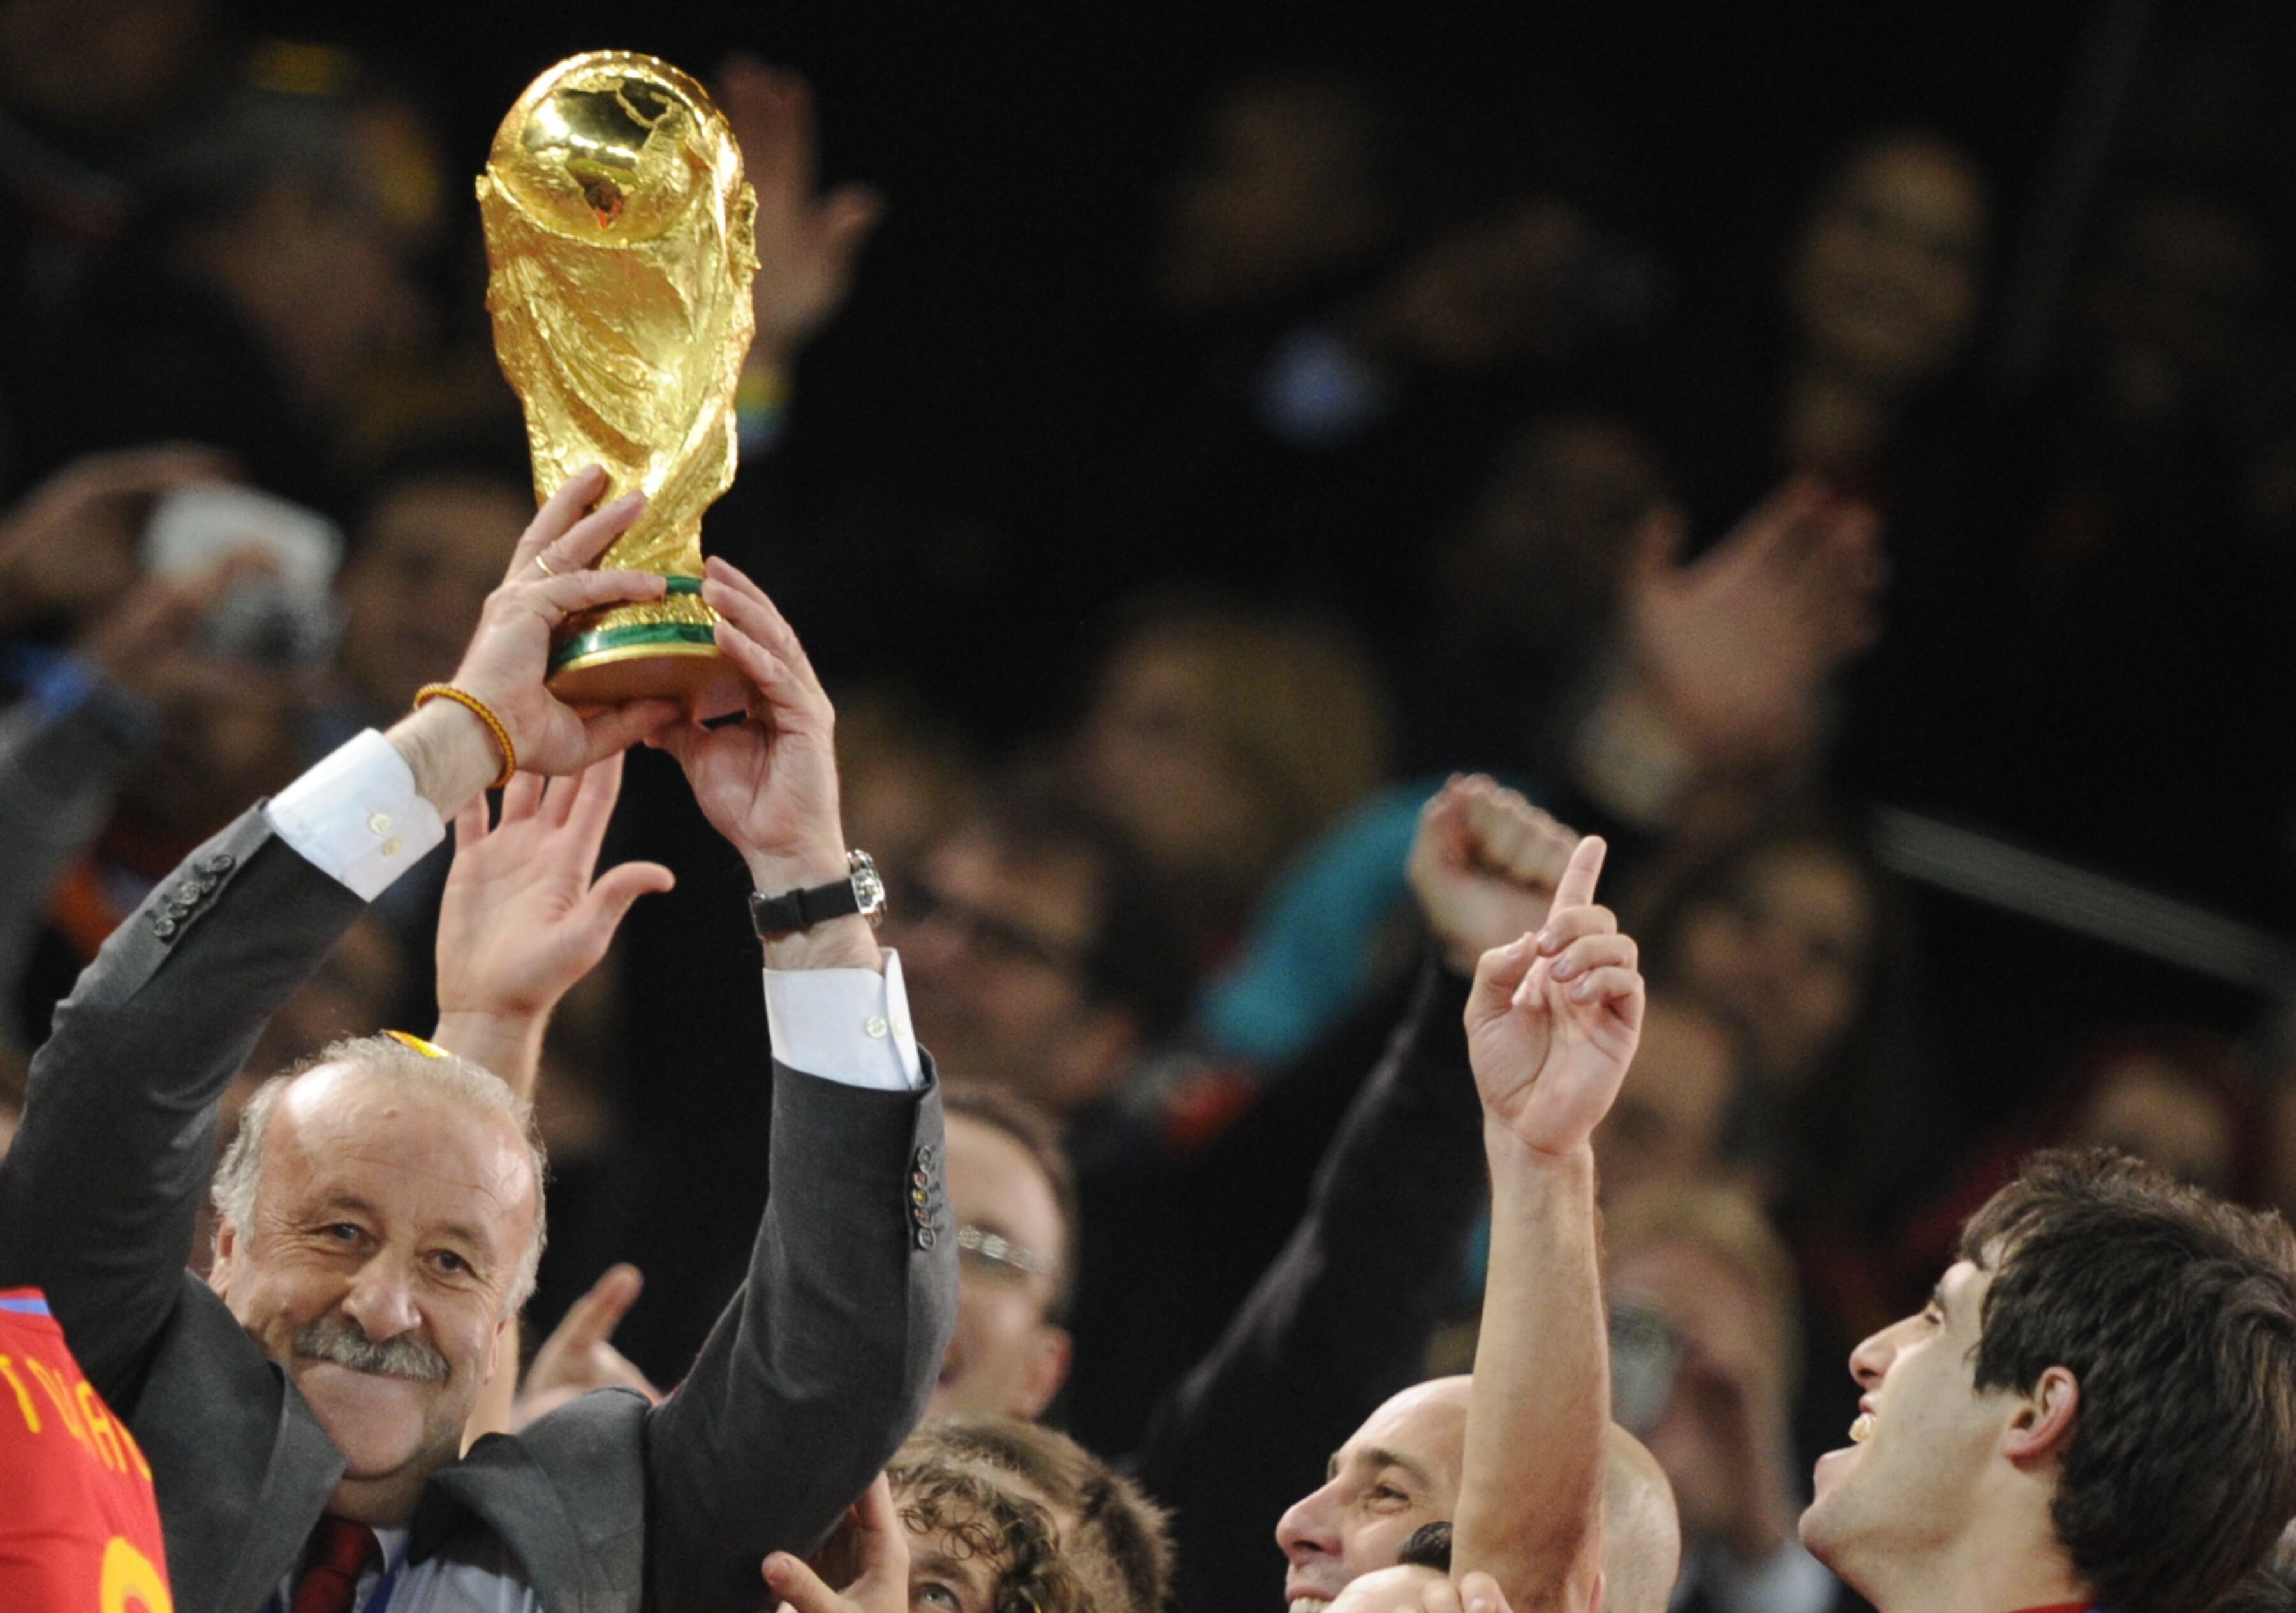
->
[271, 1556, 404, 1613]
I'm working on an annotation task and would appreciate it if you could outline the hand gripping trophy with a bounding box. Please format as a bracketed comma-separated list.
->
[477, 51, 760, 717]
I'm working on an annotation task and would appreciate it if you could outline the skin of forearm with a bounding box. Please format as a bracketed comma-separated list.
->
[1452, 1124, 1606, 1613]
[431, 1009, 550, 1102]
[385, 702, 501, 821]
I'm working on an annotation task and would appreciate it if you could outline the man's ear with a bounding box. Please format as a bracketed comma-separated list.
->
[1011, 1323, 1073, 1421]
[2002, 1366, 2079, 1468]
[209, 1219, 240, 1297]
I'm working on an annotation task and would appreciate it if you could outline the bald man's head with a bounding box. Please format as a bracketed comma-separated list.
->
[1278, 1376, 1681, 1613]
[1602, 1427, 1682, 1613]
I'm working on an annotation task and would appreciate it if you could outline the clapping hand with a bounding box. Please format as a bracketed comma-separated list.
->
[1408, 776, 1578, 976]
[1464, 836, 1644, 1158]
[1624, 475, 1882, 772]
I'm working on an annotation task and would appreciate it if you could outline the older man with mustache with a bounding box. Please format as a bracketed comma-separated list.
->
[0, 467, 955, 1613]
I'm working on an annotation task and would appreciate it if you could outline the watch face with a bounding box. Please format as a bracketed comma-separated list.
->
[849, 850, 887, 922]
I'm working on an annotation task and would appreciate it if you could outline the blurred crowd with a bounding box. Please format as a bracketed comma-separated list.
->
[4, 3, 2296, 1611]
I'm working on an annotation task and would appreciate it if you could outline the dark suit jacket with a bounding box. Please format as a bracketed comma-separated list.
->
[0, 807, 955, 1613]
[1130, 957, 1487, 1613]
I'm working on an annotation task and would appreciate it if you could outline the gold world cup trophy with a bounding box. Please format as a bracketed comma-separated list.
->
[477, 50, 759, 718]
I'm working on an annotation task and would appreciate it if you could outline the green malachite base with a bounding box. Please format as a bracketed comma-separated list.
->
[545, 575, 747, 719]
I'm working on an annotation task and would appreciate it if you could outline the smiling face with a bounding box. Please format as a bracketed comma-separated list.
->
[210, 1062, 536, 1523]
[1276, 1379, 1469, 1613]
[1672, 843, 1875, 1094]
[1800, 1260, 2017, 1588]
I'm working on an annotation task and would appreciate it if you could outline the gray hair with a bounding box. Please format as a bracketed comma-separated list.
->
[212, 1034, 548, 1311]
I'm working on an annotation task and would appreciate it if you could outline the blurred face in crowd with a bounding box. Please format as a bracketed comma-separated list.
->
[339, 475, 528, 713]
[1591, 995, 1741, 1205]
[1083, 635, 1268, 894]
[2075, 191, 2270, 439]
[1607, 1235, 1791, 1545]
[1800, 1259, 2009, 1584]
[1788, 134, 1987, 391]
[1156, 77, 1389, 314]
[898, 829, 1136, 1118]
[932, 1112, 1072, 1420]
[0, 0, 210, 140]
[209, 1063, 536, 1522]
[1277, 1378, 1468, 1612]
[2066, 1052, 2235, 1197]
[1671, 842, 1874, 1093]
[1457, 418, 1665, 603]
[119, 654, 306, 842]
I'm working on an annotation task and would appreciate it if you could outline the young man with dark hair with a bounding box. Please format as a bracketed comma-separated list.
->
[1801, 1147, 2296, 1613]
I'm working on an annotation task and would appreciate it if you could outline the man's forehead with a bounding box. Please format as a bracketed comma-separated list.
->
[1344, 1379, 1469, 1468]
[265, 1066, 534, 1224]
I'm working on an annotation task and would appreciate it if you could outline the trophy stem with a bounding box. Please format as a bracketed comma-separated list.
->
[546, 575, 748, 719]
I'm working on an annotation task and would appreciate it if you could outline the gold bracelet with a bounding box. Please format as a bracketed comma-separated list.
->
[412, 683, 517, 790]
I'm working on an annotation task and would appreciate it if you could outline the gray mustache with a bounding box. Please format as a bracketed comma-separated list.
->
[293, 1314, 450, 1384]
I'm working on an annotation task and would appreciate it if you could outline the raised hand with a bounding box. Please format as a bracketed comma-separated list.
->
[446, 465, 686, 779]
[761, 1473, 909, 1613]
[513, 1263, 663, 1429]
[1408, 776, 1578, 975]
[433, 754, 673, 1084]
[1464, 836, 1644, 1157]
[0, 443, 232, 633]
[646, 558, 867, 961]
[718, 57, 883, 370]
[1624, 475, 1883, 770]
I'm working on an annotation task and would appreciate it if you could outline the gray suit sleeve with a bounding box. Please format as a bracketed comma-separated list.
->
[0, 809, 365, 1404]
[644, 1058, 957, 1613]
[1133, 957, 1487, 1613]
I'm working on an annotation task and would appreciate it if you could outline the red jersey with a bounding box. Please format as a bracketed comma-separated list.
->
[0, 1288, 173, 1613]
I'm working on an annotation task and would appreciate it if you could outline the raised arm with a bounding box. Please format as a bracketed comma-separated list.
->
[0, 467, 676, 1405]
[1452, 836, 1644, 1613]
[637, 556, 955, 1611]
[1139, 778, 1574, 1610]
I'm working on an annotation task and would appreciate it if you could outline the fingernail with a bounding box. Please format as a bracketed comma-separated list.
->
[1534, 929, 1557, 953]
[1571, 980, 1596, 1001]
[1550, 956, 1578, 980]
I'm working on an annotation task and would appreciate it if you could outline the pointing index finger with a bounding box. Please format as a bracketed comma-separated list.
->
[1551, 834, 1607, 913]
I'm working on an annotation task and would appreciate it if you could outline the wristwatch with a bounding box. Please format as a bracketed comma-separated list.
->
[749, 850, 887, 939]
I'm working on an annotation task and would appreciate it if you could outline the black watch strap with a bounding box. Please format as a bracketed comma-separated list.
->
[749, 876, 863, 939]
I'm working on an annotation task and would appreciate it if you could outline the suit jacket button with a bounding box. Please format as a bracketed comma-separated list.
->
[152, 917, 177, 939]
[202, 853, 237, 875]
[915, 1227, 937, 1251]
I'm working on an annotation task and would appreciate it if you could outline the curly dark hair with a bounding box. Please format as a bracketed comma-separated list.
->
[888, 1455, 1090, 1613]
[899, 1418, 1173, 1613]
[1962, 1148, 2296, 1613]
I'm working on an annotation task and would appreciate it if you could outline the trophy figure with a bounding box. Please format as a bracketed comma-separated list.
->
[477, 50, 759, 716]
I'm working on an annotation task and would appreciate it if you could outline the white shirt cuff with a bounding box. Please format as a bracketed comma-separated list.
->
[262, 729, 446, 902]
[762, 949, 924, 1091]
